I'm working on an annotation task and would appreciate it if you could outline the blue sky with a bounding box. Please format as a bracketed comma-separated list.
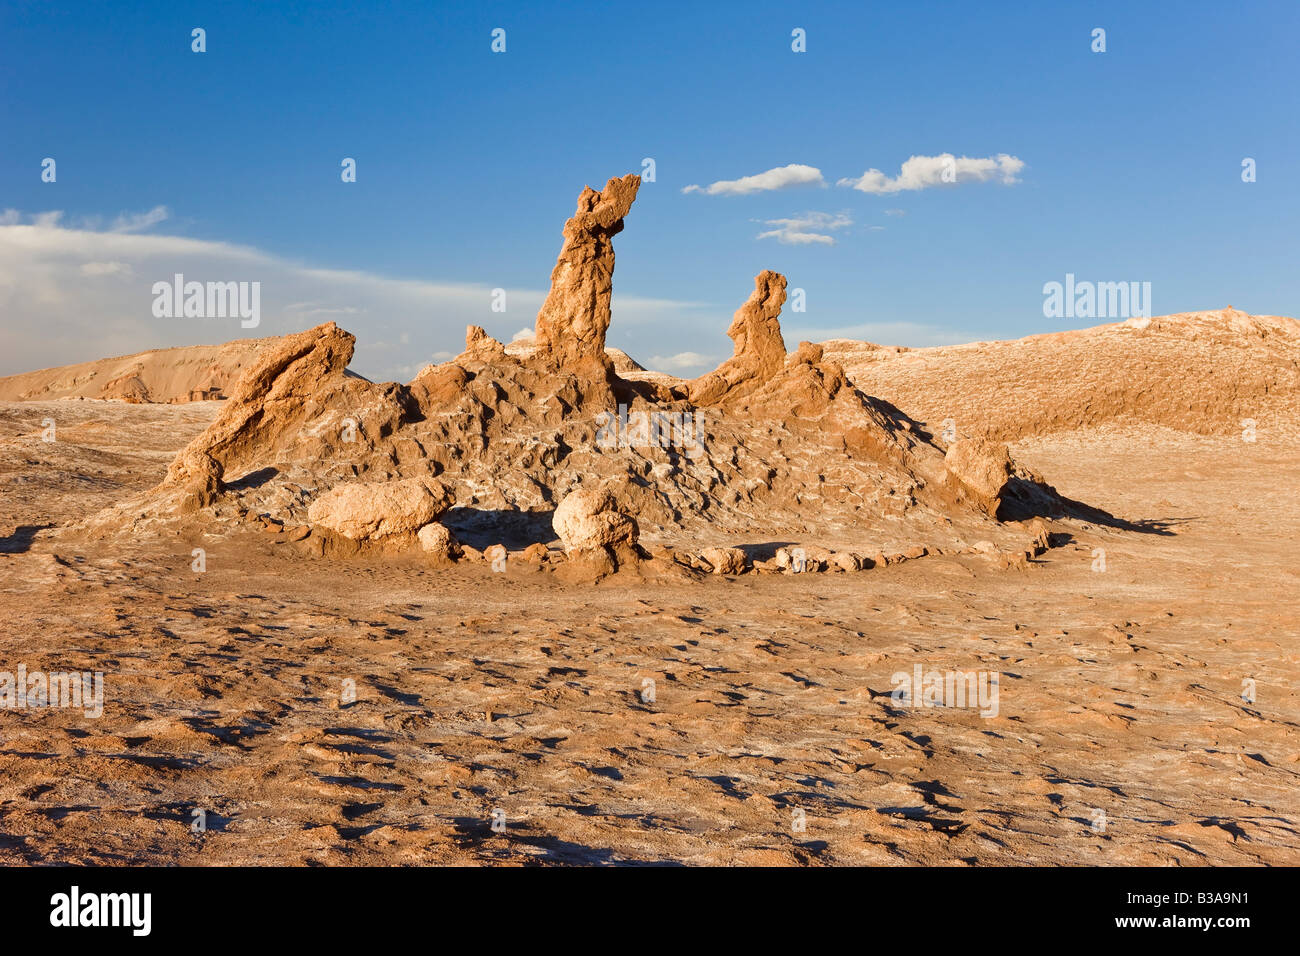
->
[2, 0, 1297, 379]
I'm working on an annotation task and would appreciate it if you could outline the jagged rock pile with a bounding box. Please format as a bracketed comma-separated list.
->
[78, 173, 1071, 575]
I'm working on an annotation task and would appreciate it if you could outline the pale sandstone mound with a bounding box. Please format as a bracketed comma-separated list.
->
[685, 270, 788, 406]
[822, 308, 1300, 440]
[76, 172, 1071, 558]
[0, 337, 280, 404]
[307, 476, 454, 541]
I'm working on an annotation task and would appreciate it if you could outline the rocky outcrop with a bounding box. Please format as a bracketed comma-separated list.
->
[686, 271, 788, 407]
[75, 170, 1081, 566]
[307, 476, 454, 541]
[532, 174, 640, 393]
[100, 369, 152, 403]
[944, 438, 1013, 516]
[158, 322, 360, 501]
[464, 325, 507, 363]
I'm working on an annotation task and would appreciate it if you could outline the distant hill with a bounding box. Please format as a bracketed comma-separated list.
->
[0, 337, 279, 403]
[821, 308, 1300, 439]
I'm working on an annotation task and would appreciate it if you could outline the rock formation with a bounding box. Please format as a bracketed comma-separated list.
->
[531, 174, 641, 397]
[79, 171, 1079, 572]
[943, 438, 1013, 516]
[160, 322, 361, 492]
[686, 270, 788, 406]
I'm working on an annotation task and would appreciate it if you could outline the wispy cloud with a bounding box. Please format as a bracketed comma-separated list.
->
[838, 154, 1024, 194]
[755, 211, 852, 246]
[683, 164, 825, 196]
[110, 205, 169, 233]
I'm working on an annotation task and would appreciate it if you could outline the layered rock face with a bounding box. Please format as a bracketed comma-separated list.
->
[532, 174, 641, 400]
[85, 171, 1071, 561]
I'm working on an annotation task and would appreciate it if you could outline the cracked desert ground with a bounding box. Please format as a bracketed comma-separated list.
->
[1, 397, 1296, 865]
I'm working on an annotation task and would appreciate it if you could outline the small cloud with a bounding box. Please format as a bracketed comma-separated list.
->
[838, 154, 1024, 194]
[32, 211, 64, 228]
[756, 211, 852, 246]
[868, 225, 885, 231]
[430, 350, 455, 361]
[79, 260, 134, 277]
[884, 208, 906, 217]
[510, 327, 535, 342]
[284, 301, 362, 318]
[649, 351, 716, 373]
[683, 164, 825, 196]
[110, 205, 169, 233]
[0, 210, 20, 226]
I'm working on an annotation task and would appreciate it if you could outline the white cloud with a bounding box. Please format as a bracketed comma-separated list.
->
[838, 153, 1025, 194]
[510, 327, 535, 342]
[756, 211, 852, 246]
[884, 208, 907, 217]
[683, 164, 825, 196]
[110, 205, 169, 233]
[0, 211, 713, 382]
[648, 351, 716, 374]
[283, 301, 362, 318]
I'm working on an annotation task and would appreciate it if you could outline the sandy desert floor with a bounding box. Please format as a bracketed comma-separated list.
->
[0, 400, 1296, 865]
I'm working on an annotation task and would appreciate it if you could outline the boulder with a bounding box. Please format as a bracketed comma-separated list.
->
[308, 477, 454, 541]
[945, 438, 1013, 515]
[700, 546, 747, 575]
[552, 487, 638, 552]
[417, 521, 460, 561]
